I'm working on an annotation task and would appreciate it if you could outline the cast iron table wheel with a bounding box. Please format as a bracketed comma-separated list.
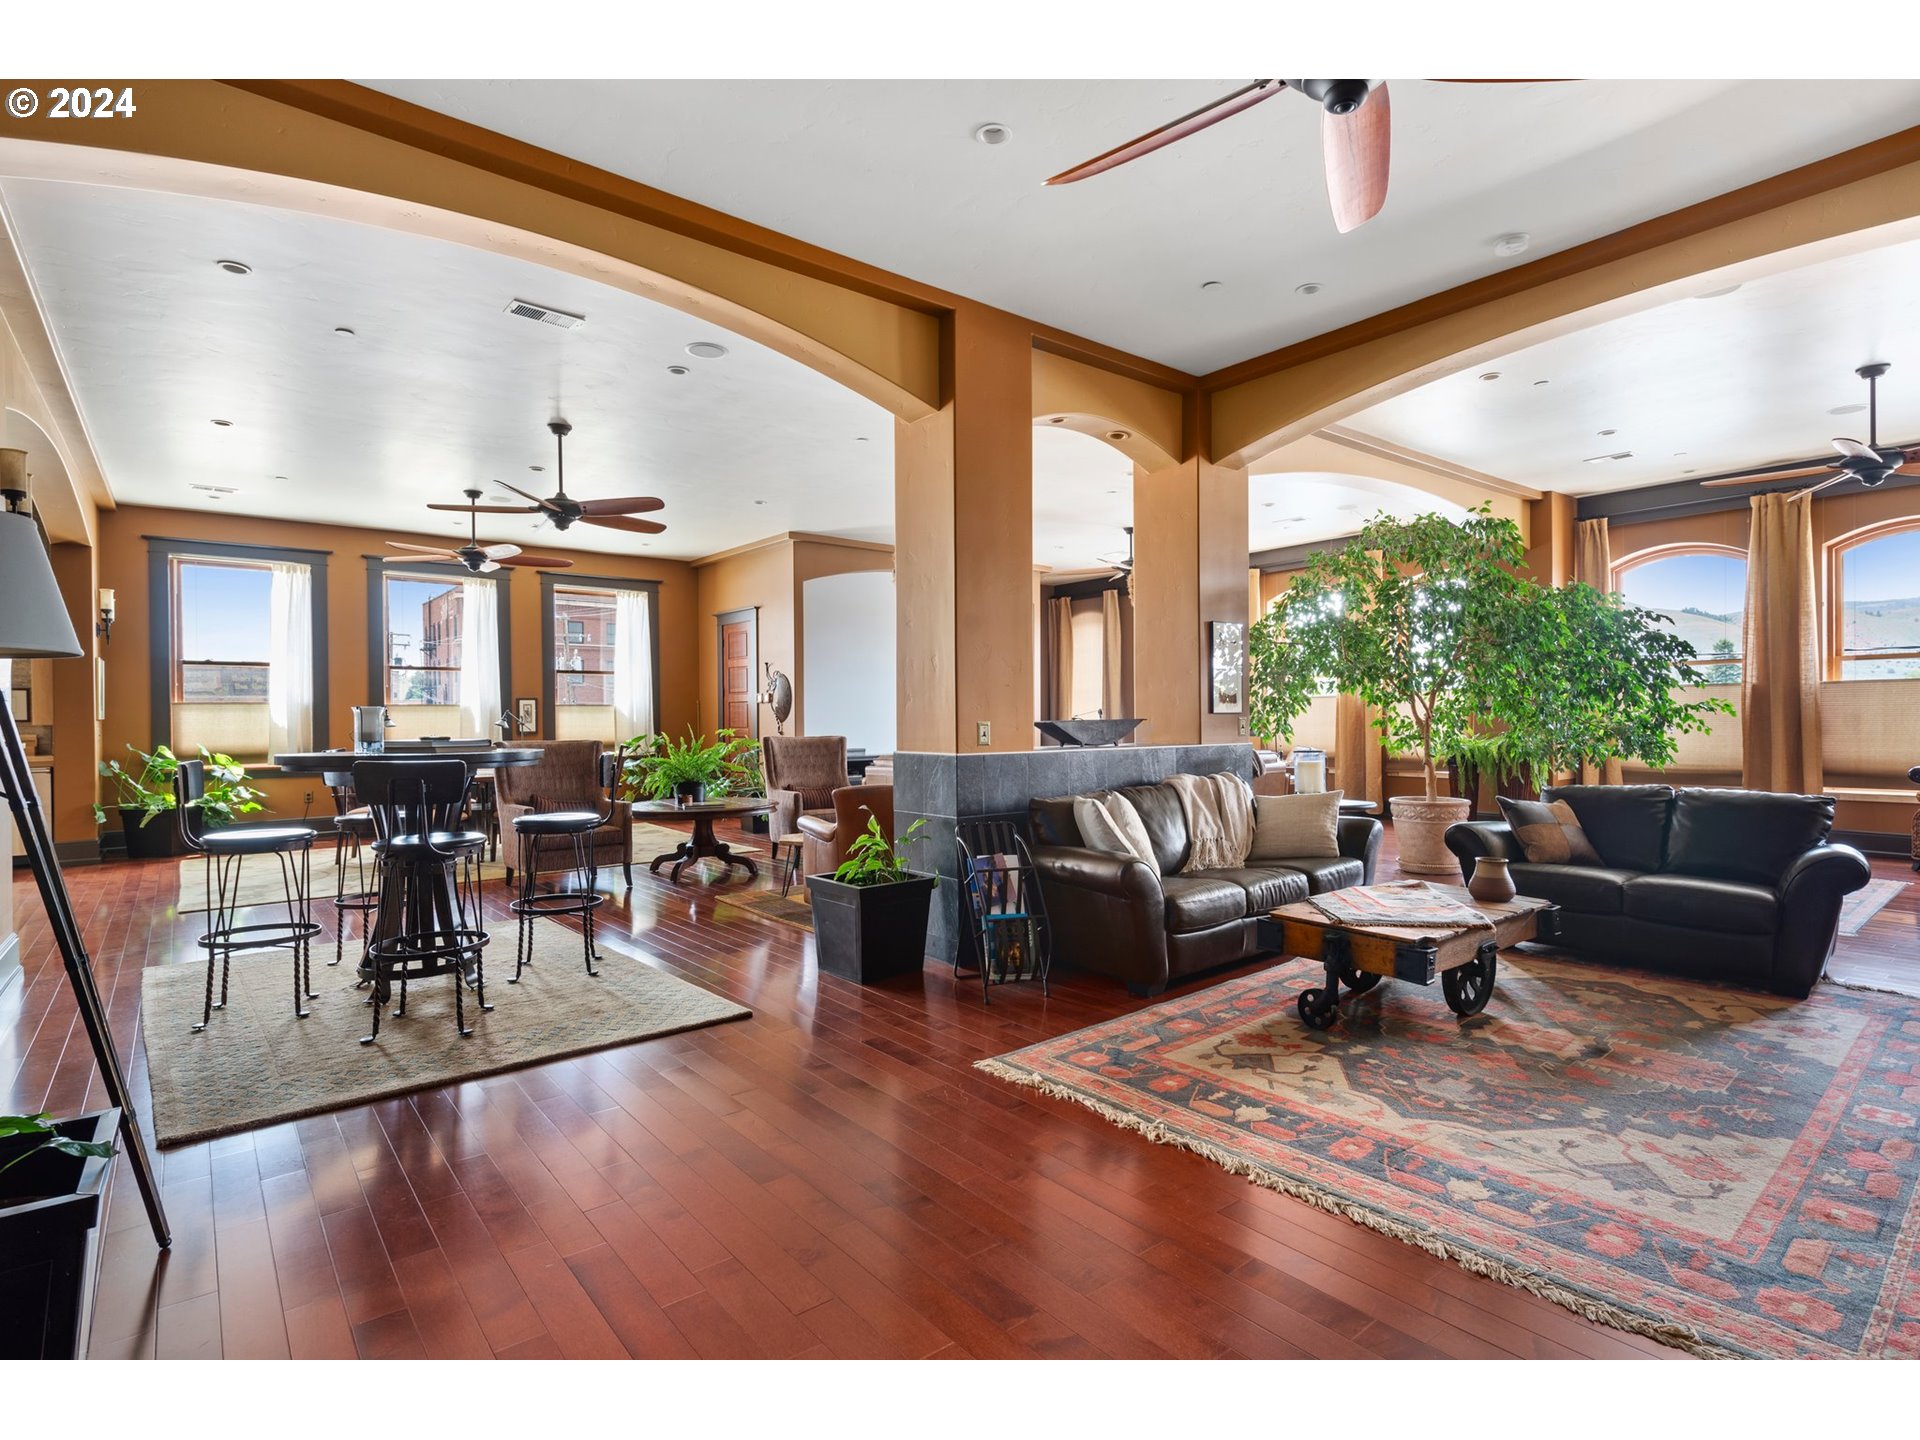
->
[1341, 963, 1382, 994]
[1443, 941, 1499, 1017]
[1296, 986, 1339, 1029]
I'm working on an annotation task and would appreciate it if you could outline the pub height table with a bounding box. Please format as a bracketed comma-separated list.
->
[630, 796, 773, 883]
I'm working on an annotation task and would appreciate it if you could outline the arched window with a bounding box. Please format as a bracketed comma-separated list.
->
[1829, 521, 1920, 679]
[1611, 545, 1747, 682]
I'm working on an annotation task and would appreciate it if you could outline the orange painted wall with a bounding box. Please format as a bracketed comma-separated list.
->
[693, 539, 795, 742]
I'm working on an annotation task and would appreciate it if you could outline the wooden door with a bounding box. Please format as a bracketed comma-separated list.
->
[718, 610, 757, 737]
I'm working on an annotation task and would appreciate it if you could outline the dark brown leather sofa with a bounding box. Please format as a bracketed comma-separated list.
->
[1445, 784, 1870, 998]
[1029, 782, 1382, 996]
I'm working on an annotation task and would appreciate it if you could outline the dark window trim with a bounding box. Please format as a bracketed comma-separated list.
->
[364, 558, 512, 725]
[539, 573, 661, 742]
[715, 605, 759, 740]
[1580, 468, 1920, 525]
[148, 538, 331, 755]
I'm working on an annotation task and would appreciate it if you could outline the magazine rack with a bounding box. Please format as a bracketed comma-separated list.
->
[954, 820, 1051, 1004]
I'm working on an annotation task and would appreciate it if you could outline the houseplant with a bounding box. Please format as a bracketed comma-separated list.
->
[806, 817, 938, 984]
[1, 1110, 117, 1359]
[625, 727, 760, 803]
[1248, 508, 1535, 873]
[95, 742, 179, 859]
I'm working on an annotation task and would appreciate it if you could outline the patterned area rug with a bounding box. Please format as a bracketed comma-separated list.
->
[979, 953, 1920, 1358]
[722, 888, 815, 934]
[140, 924, 749, 1147]
[1837, 877, 1908, 936]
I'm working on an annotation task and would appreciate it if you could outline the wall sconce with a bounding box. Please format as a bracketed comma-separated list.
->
[97, 588, 115, 647]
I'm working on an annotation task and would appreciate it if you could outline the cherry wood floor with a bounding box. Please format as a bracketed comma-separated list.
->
[4, 826, 1915, 1361]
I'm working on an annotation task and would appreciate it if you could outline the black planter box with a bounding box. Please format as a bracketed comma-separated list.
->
[806, 872, 936, 984]
[118, 807, 179, 860]
[0, 1108, 118, 1360]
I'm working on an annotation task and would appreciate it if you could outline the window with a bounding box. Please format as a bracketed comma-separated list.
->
[553, 587, 616, 709]
[1831, 523, 1920, 679]
[172, 558, 272, 704]
[540, 574, 658, 743]
[383, 573, 465, 706]
[1613, 547, 1746, 682]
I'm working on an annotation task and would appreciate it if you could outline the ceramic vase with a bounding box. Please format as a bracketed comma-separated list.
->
[1468, 855, 1517, 903]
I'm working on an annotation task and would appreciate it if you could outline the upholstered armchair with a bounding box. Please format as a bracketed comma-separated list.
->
[494, 740, 633, 887]
[798, 783, 893, 885]
[763, 734, 849, 837]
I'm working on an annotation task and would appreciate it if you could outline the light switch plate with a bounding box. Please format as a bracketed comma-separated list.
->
[976, 721, 991, 746]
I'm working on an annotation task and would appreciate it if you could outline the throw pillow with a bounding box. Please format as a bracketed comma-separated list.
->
[1249, 790, 1341, 860]
[1104, 792, 1159, 871]
[1499, 796, 1603, 866]
[1072, 794, 1156, 869]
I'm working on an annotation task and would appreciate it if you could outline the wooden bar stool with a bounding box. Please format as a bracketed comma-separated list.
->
[508, 751, 622, 982]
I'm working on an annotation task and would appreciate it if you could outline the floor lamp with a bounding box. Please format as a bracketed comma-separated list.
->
[0, 474, 169, 1247]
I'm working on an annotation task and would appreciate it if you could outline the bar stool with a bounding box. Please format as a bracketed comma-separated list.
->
[508, 751, 620, 983]
[353, 759, 492, 1044]
[323, 769, 379, 972]
[175, 760, 322, 1032]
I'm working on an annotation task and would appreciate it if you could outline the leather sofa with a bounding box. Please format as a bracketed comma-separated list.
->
[1445, 784, 1870, 998]
[1029, 782, 1382, 996]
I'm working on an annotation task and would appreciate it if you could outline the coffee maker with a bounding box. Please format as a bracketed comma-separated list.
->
[351, 705, 391, 754]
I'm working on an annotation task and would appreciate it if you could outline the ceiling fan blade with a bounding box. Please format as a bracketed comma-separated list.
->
[497, 553, 574, 569]
[1794, 474, 1852, 499]
[1323, 81, 1390, 232]
[426, 502, 539, 515]
[386, 540, 459, 553]
[383, 552, 455, 563]
[477, 559, 501, 573]
[1697, 466, 1833, 489]
[479, 543, 522, 559]
[494, 480, 561, 510]
[1044, 80, 1287, 186]
[572, 496, 666, 516]
[580, 514, 667, 535]
[1833, 437, 1878, 461]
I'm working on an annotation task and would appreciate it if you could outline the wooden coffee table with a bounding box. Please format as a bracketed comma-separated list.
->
[1254, 885, 1553, 1030]
[630, 798, 773, 883]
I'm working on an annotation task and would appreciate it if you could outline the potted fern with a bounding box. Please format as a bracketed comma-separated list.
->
[625, 727, 759, 804]
[806, 817, 937, 984]
[1, 1109, 117, 1358]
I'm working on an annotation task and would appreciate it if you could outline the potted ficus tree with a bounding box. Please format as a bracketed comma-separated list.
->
[1249, 508, 1536, 874]
[0, 1110, 117, 1359]
[806, 817, 937, 984]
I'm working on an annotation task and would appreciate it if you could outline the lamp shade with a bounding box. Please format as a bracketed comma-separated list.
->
[0, 508, 82, 658]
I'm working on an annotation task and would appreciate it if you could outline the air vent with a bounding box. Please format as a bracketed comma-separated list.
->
[504, 299, 586, 331]
[1582, 451, 1635, 465]
[189, 483, 240, 495]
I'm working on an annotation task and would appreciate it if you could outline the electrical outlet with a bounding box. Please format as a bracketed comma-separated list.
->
[1238, 719, 1248, 736]
[976, 721, 991, 746]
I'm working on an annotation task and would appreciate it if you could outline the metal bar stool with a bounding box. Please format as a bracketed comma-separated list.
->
[175, 759, 323, 1032]
[323, 769, 380, 973]
[508, 750, 622, 983]
[353, 758, 492, 1045]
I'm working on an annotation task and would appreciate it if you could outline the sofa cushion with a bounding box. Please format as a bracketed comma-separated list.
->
[1029, 795, 1082, 848]
[1507, 863, 1638, 915]
[1498, 796, 1602, 865]
[1664, 787, 1835, 886]
[1161, 875, 1251, 933]
[1116, 783, 1193, 876]
[1072, 794, 1157, 869]
[1623, 874, 1778, 935]
[1270, 855, 1366, 895]
[1200, 865, 1312, 915]
[1249, 791, 1341, 860]
[1542, 784, 1676, 873]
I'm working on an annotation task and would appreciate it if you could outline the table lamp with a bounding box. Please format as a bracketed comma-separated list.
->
[0, 488, 170, 1246]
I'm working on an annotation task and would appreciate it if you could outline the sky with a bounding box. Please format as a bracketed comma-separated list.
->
[1617, 551, 1746, 618]
[175, 563, 271, 661]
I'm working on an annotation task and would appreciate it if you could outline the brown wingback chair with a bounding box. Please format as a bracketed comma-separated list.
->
[763, 734, 849, 836]
[495, 740, 633, 887]
[798, 783, 893, 885]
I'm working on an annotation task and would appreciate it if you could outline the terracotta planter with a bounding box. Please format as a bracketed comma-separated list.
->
[1468, 855, 1518, 903]
[1389, 795, 1472, 876]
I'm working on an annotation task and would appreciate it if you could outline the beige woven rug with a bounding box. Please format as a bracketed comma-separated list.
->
[139, 924, 749, 1147]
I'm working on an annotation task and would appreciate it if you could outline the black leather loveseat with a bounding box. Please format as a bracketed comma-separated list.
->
[1029, 782, 1382, 996]
[1445, 784, 1869, 998]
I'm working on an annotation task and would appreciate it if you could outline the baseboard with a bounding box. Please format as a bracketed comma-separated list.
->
[0, 932, 20, 998]
[1833, 828, 1907, 859]
[55, 839, 101, 865]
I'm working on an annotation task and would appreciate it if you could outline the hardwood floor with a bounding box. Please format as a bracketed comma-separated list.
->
[5, 823, 1915, 1360]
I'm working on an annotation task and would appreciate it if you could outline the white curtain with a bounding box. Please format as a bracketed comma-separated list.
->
[266, 562, 313, 754]
[460, 579, 503, 740]
[613, 588, 656, 741]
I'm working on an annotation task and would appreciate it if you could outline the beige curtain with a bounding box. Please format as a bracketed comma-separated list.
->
[1333, 693, 1383, 806]
[1100, 589, 1124, 720]
[1742, 492, 1823, 793]
[1044, 595, 1075, 722]
[1571, 517, 1624, 786]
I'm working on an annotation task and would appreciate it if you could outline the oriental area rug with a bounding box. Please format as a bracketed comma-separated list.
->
[979, 954, 1920, 1359]
[141, 925, 749, 1147]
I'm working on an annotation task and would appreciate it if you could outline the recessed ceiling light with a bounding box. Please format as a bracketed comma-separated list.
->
[273, 474, 287, 480]
[529, 465, 544, 473]
[972, 122, 1011, 145]
[1107, 430, 1131, 441]
[1478, 372, 1502, 382]
[1107, 489, 1118, 495]
[1683, 468, 1697, 474]
[333, 326, 356, 338]
[1048, 416, 1066, 424]
[666, 364, 690, 376]
[684, 341, 729, 360]
[1338, 504, 1362, 512]
[855, 436, 870, 443]
[214, 259, 252, 276]
[1263, 501, 1276, 508]
[1671, 452, 1687, 458]
[753, 500, 766, 506]
[1597, 429, 1617, 437]
[1532, 379, 1551, 387]
[1829, 403, 1866, 415]
[211, 418, 233, 427]
[1695, 283, 1743, 299]
[1294, 282, 1324, 296]
[1200, 280, 1224, 292]
[1493, 233, 1531, 258]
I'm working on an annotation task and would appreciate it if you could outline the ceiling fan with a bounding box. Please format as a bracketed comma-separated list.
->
[386, 489, 575, 574]
[1047, 79, 1553, 233]
[1097, 525, 1136, 581]
[1696, 363, 1920, 499]
[428, 419, 667, 535]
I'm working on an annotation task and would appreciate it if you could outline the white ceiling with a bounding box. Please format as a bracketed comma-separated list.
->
[1033, 425, 1134, 572]
[0, 178, 895, 561]
[1347, 233, 1920, 493]
[366, 78, 1920, 373]
[1247, 470, 1465, 552]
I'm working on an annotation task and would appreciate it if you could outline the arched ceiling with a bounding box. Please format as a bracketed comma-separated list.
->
[1248, 471, 1467, 553]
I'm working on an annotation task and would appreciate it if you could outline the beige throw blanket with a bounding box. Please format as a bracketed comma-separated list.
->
[1167, 772, 1254, 872]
